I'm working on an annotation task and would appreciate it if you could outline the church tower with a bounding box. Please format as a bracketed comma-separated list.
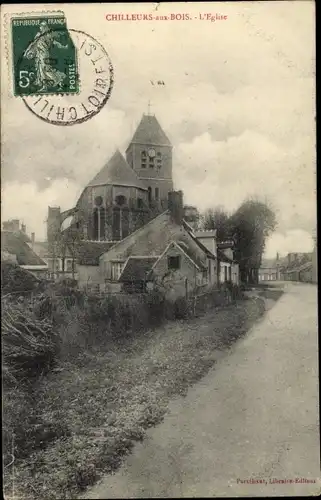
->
[126, 114, 174, 211]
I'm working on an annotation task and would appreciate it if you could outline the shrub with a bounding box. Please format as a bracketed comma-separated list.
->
[1, 261, 43, 295]
[2, 298, 59, 383]
[222, 280, 243, 301]
[145, 289, 166, 325]
[173, 296, 189, 319]
[58, 277, 77, 288]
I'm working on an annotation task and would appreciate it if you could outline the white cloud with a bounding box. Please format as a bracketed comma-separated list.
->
[1, 1, 316, 248]
[265, 230, 314, 259]
[1, 180, 82, 240]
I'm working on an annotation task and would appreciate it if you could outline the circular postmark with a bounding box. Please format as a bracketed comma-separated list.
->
[19, 29, 114, 125]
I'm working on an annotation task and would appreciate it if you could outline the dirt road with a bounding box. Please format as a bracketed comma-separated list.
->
[84, 282, 320, 498]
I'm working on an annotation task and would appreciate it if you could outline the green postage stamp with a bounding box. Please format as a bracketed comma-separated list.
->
[11, 14, 79, 96]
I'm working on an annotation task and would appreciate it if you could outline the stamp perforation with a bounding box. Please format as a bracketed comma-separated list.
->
[3, 10, 73, 98]
[10, 11, 82, 97]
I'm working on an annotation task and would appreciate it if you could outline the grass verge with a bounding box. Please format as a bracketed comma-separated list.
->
[4, 291, 282, 500]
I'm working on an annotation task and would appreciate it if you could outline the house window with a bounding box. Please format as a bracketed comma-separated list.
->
[157, 152, 162, 168]
[224, 266, 228, 282]
[111, 262, 125, 281]
[149, 159, 154, 169]
[202, 269, 208, 283]
[148, 187, 152, 205]
[228, 266, 232, 281]
[141, 151, 147, 168]
[208, 260, 212, 281]
[66, 259, 73, 272]
[155, 187, 159, 201]
[168, 255, 181, 270]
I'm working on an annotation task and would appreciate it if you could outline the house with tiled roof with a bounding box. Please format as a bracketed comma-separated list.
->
[75, 191, 239, 296]
[279, 252, 314, 282]
[1, 224, 48, 277]
[91, 191, 218, 297]
[258, 254, 282, 282]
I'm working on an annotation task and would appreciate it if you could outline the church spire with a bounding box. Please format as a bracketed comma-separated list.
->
[127, 114, 171, 147]
[147, 100, 154, 116]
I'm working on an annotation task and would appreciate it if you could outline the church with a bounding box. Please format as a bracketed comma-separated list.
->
[46, 112, 238, 293]
[47, 113, 175, 249]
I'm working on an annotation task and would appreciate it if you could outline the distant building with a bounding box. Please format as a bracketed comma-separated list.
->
[279, 252, 314, 283]
[259, 254, 281, 282]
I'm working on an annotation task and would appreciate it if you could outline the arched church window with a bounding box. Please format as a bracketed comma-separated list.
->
[141, 151, 147, 169]
[94, 195, 103, 207]
[155, 187, 159, 201]
[115, 194, 127, 206]
[157, 152, 162, 168]
[148, 187, 152, 205]
[93, 207, 106, 240]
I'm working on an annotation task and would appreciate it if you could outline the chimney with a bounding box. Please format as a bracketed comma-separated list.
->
[194, 230, 217, 256]
[168, 191, 184, 225]
[47, 206, 61, 243]
[31, 232, 35, 249]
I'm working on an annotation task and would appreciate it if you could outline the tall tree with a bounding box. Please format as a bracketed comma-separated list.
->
[229, 199, 276, 285]
[202, 206, 231, 241]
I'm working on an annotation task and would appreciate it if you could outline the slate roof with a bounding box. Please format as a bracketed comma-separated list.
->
[281, 252, 312, 272]
[76, 241, 116, 265]
[175, 241, 207, 270]
[217, 248, 233, 263]
[187, 230, 217, 262]
[1, 231, 47, 266]
[87, 150, 147, 190]
[119, 257, 158, 282]
[30, 241, 49, 259]
[128, 114, 171, 147]
[285, 260, 312, 274]
[217, 241, 234, 250]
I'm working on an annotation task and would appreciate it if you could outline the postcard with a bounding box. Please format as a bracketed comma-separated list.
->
[1, 2, 318, 499]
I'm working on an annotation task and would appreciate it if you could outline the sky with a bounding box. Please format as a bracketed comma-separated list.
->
[1, 2, 316, 258]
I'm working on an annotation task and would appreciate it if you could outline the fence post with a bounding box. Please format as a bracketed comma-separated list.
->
[193, 294, 197, 317]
